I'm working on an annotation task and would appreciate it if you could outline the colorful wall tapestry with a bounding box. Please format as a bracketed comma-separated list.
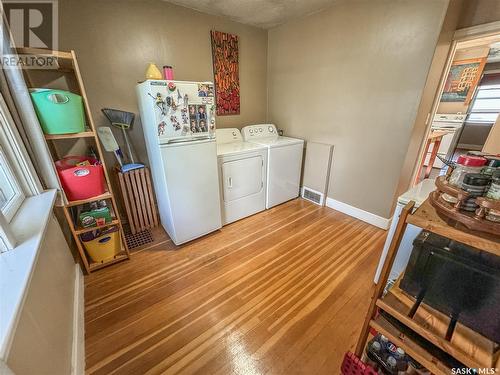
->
[210, 30, 240, 115]
[441, 58, 486, 104]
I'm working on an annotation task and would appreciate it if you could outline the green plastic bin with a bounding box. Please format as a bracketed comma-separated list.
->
[30, 89, 85, 135]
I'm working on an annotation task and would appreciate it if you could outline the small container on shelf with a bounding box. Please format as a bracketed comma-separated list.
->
[448, 155, 487, 186]
[30, 88, 86, 135]
[460, 173, 491, 212]
[442, 155, 487, 204]
[362, 334, 410, 375]
[485, 172, 500, 222]
[482, 156, 500, 176]
[361, 341, 381, 370]
[77, 200, 112, 228]
[81, 227, 120, 263]
[55, 156, 105, 201]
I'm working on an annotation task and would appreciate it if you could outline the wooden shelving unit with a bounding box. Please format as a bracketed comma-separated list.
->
[407, 199, 500, 256]
[355, 199, 500, 373]
[370, 315, 453, 375]
[74, 220, 120, 235]
[44, 131, 95, 140]
[65, 192, 113, 207]
[18, 47, 130, 273]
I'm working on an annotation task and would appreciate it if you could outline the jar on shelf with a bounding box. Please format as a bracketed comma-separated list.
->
[485, 172, 500, 222]
[482, 156, 500, 176]
[442, 155, 487, 204]
[460, 173, 491, 212]
[449, 155, 487, 186]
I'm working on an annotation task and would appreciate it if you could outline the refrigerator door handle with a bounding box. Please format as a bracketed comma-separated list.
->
[164, 135, 213, 144]
[228, 177, 232, 188]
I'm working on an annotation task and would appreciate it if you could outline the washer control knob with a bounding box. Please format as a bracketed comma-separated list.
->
[259, 128, 263, 132]
[268, 126, 274, 133]
[249, 129, 253, 133]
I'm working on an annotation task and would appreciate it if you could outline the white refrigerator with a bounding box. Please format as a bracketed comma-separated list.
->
[136, 80, 221, 245]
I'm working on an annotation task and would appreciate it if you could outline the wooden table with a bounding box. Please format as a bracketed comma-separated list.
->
[414, 131, 450, 184]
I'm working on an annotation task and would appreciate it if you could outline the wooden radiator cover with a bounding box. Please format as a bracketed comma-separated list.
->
[116, 167, 158, 234]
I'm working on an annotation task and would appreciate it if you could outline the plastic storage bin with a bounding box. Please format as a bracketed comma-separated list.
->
[82, 227, 120, 263]
[341, 352, 377, 375]
[30, 89, 85, 135]
[55, 156, 105, 201]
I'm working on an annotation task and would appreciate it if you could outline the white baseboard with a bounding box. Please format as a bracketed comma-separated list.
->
[325, 197, 390, 230]
[71, 265, 85, 375]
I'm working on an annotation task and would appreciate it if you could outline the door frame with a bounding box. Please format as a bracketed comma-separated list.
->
[411, 21, 500, 184]
[393, 20, 500, 215]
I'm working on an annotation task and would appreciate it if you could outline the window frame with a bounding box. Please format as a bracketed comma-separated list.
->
[466, 73, 500, 124]
[0, 144, 24, 222]
[0, 92, 41, 251]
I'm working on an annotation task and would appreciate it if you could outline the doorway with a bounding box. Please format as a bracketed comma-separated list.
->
[413, 29, 500, 185]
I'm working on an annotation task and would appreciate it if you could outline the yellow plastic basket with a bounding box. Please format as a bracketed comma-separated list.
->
[82, 228, 120, 263]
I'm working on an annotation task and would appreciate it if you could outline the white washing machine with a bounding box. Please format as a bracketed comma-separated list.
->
[216, 128, 267, 225]
[241, 124, 304, 209]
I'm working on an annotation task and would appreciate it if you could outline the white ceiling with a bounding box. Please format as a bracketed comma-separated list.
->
[164, 0, 336, 29]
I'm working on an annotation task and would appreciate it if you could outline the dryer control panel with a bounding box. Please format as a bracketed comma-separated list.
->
[241, 124, 277, 139]
[216, 128, 243, 144]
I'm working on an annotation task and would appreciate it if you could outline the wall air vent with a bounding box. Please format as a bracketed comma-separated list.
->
[301, 187, 324, 206]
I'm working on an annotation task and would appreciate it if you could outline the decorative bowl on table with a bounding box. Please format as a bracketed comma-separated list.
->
[429, 175, 500, 236]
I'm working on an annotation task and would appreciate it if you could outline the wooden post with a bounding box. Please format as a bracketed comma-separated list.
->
[414, 139, 432, 185]
[425, 138, 442, 179]
[355, 200, 415, 356]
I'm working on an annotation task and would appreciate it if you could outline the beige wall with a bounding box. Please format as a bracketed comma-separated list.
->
[393, 0, 463, 209]
[267, 0, 449, 218]
[458, 0, 500, 28]
[6, 216, 79, 375]
[58, 0, 268, 167]
[483, 114, 500, 153]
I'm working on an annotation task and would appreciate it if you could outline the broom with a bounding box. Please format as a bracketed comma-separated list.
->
[101, 108, 137, 163]
[101, 108, 144, 172]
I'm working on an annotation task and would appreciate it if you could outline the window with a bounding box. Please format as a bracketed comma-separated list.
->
[0, 92, 37, 252]
[0, 144, 24, 222]
[467, 73, 500, 123]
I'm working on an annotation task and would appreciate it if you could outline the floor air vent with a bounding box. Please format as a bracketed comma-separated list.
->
[301, 187, 324, 206]
[125, 228, 154, 250]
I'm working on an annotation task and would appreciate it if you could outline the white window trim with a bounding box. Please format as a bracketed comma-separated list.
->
[0, 94, 42, 197]
[0, 90, 60, 358]
[0, 145, 24, 223]
[0, 92, 43, 251]
[0, 212, 16, 251]
[0, 189, 57, 359]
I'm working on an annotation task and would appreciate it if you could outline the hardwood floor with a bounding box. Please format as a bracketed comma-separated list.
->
[84, 199, 386, 375]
